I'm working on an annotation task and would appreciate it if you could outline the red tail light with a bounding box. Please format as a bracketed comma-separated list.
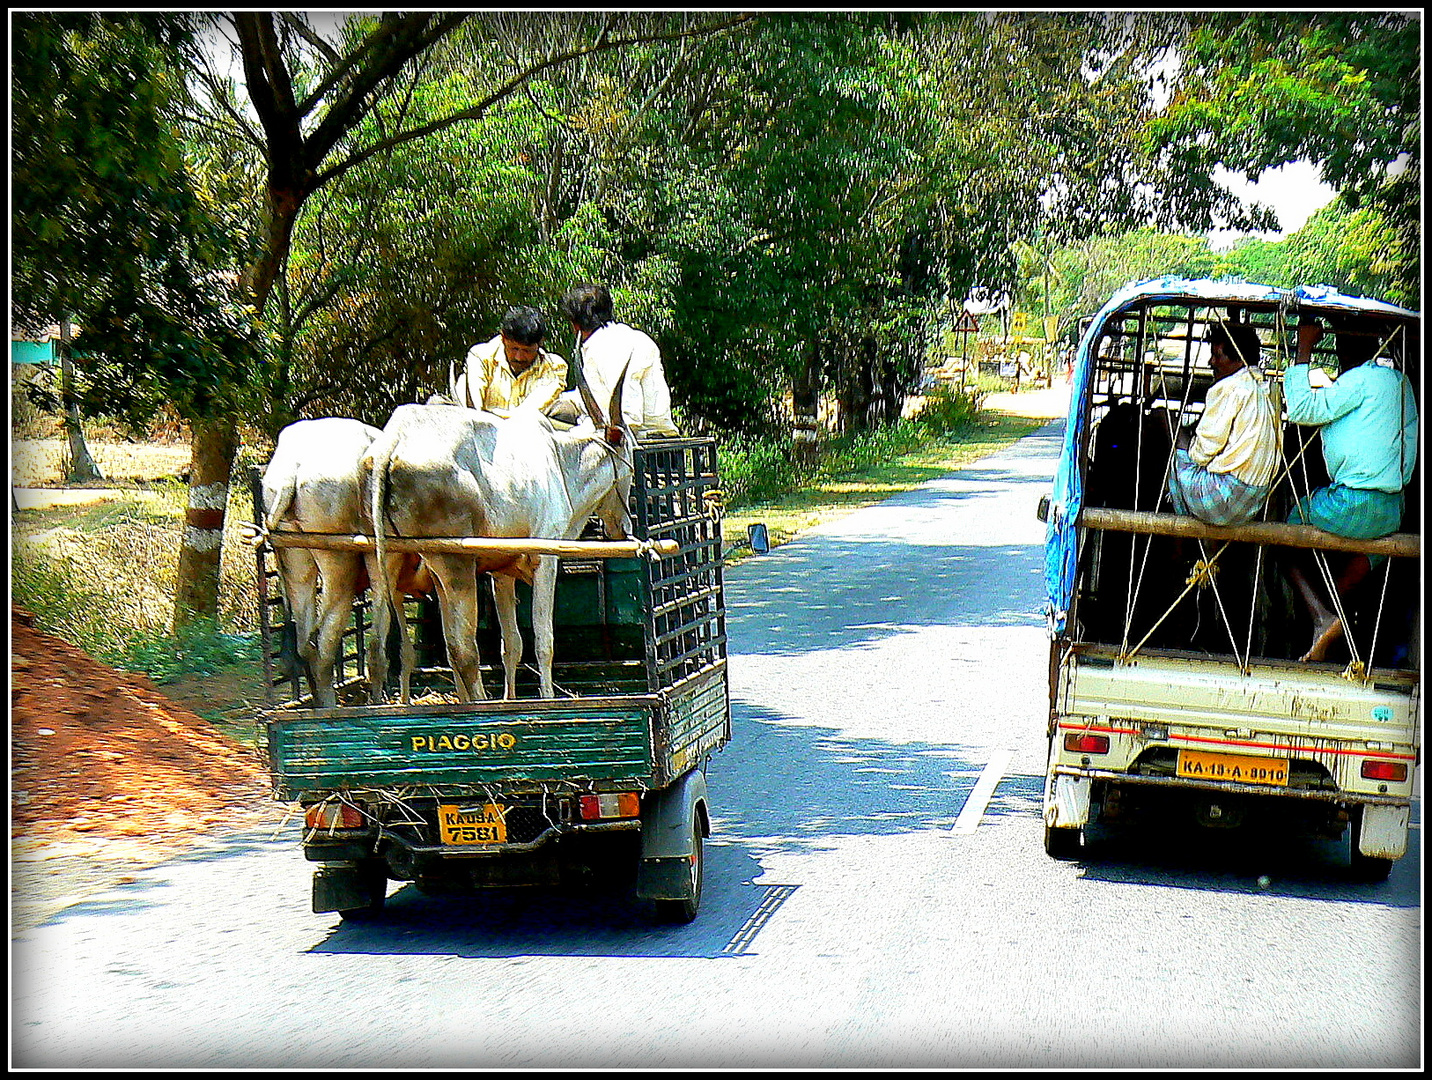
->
[1064, 733, 1110, 754]
[305, 802, 365, 830]
[578, 792, 641, 820]
[1361, 760, 1408, 782]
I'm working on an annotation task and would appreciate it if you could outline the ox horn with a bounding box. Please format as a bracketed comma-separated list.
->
[605, 362, 631, 445]
[575, 364, 607, 429]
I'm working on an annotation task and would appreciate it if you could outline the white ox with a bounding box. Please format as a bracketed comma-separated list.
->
[360, 374, 634, 704]
[262, 417, 383, 707]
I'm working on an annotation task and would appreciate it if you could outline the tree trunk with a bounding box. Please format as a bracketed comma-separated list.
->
[58, 319, 103, 484]
[792, 339, 822, 465]
[173, 416, 239, 630]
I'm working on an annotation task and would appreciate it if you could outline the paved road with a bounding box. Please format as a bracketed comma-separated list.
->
[10, 416, 1421, 1069]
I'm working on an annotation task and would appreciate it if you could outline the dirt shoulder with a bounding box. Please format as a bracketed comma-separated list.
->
[10, 607, 287, 932]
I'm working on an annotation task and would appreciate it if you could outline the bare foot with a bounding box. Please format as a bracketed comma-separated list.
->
[1300, 617, 1344, 662]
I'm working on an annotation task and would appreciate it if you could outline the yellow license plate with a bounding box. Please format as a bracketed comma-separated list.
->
[438, 803, 508, 845]
[1177, 750, 1289, 787]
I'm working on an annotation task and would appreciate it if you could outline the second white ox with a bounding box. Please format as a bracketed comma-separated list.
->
[360, 374, 634, 703]
[263, 417, 383, 707]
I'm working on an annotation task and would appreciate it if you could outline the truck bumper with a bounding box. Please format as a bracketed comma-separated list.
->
[1044, 770, 1093, 829]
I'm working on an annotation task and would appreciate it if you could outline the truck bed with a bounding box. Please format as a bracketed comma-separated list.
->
[266, 664, 728, 801]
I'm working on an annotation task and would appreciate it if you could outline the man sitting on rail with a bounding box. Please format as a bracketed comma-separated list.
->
[1282, 317, 1419, 662]
[1165, 322, 1281, 527]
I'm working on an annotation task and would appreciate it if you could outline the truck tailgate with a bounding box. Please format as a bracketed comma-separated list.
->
[1062, 651, 1419, 741]
[267, 695, 659, 799]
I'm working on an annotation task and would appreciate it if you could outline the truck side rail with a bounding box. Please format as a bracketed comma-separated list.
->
[245, 530, 681, 560]
[1077, 507, 1419, 559]
[248, 436, 729, 709]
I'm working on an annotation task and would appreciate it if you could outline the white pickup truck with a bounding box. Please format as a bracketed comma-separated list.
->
[1040, 279, 1420, 879]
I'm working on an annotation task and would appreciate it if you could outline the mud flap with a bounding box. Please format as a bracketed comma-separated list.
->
[312, 865, 371, 914]
[635, 768, 706, 901]
[1044, 772, 1092, 830]
[1356, 804, 1410, 860]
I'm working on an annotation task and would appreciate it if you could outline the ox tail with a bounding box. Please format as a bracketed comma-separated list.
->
[370, 442, 393, 623]
[365, 439, 398, 703]
[264, 470, 297, 533]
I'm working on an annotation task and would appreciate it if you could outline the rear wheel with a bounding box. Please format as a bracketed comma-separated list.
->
[1348, 806, 1394, 883]
[338, 858, 390, 920]
[1044, 824, 1082, 860]
[653, 817, 704, 924]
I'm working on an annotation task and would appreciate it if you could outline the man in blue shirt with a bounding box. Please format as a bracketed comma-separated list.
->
[1283, 316, 1418, 661]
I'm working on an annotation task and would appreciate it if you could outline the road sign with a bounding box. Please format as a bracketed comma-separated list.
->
[954, 311, 980, 333]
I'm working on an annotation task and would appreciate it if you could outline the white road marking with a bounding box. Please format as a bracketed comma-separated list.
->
[950, 749, 1015, 834]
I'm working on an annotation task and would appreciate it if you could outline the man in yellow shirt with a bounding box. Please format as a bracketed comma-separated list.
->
[451, 306, 568, 417]
[1166, 322, 1281, 526]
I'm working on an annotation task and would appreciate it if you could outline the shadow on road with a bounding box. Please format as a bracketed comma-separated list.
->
[710, 700, 1042, 853]
[308, 841, 788, 960]
[1069, 816, 1421, 909]
[725, 539, 1046, 657]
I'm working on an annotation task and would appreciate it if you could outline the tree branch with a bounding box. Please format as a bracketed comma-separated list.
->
[300, 13, 470, 171]
[232, 13, 301, 161]
[279, 11, 341, 67]
[315, 14, 760, 189]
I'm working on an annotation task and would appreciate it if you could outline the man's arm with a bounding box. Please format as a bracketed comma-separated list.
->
[1284, 320, 1360, 426]
[512, 353, 569, 415]
[632, 334, 678, 435]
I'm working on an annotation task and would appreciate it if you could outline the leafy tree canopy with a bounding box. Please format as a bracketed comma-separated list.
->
[1148, 12, 1419, 285]
[12, 12, 258, 426]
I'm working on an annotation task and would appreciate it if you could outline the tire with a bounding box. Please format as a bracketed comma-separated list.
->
[1348, 806, 1395, 883]
[339, 858, 389, 920]
[1044, 824, 1082, 860]
[653, 817, 704, 924]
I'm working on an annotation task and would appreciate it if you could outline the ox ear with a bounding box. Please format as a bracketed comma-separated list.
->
[605, 361, 632, 445]
[575, 365, 607, 429]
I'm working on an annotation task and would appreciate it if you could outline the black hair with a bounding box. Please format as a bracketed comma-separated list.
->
[559, 284, 614, 333]
[500, 305, 546, 346]
[1209, 322, 1260, 367]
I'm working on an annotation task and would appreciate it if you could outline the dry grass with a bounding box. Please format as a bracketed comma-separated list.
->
[14, 481, 263, 635]
[12, 438, 193, 488]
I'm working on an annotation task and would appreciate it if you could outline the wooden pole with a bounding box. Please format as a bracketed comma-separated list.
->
[1077, 507, 1419, 559]
[247, 528, 682, 559]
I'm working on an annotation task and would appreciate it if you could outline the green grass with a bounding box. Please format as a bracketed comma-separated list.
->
[12, 480, 263, 684]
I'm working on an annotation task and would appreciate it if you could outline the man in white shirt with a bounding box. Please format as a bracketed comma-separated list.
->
[450, 305, 568, 417]
[546, 284, 679, 438]
[1165, 322, 1281, 526]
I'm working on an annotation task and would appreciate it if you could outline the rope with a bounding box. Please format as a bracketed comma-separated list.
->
[523, 662, 580, 698]
[1121, 305, 1201, 656]
[1359, 555, 1396, 685]
[1123, 542, 1231, 661]
[1193, 536, 1247, 672]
